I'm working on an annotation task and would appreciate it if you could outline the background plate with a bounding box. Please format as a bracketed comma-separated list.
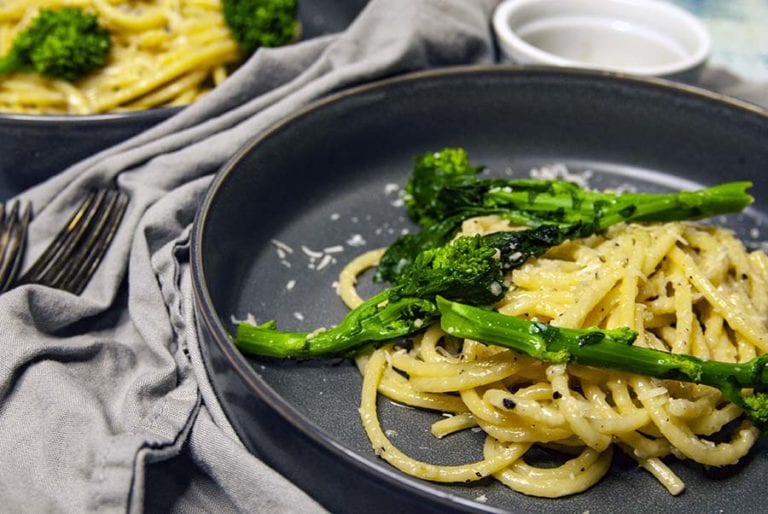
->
[192, 66, 768, 513]
[0, 0, 368, 200]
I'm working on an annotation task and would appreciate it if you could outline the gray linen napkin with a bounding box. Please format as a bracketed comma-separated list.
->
[0, 1, 499, 512]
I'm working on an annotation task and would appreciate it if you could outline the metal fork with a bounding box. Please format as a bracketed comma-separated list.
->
[18, 188, 129, 295]
[0, 200, 32, 293]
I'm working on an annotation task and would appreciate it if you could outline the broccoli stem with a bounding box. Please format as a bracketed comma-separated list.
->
[483, 180, 754, 229]
[377, 181, 753, 283]
[236, 232, 513, 359]
[235, 225, 584, 359]
[437, 296, 768, 432]
[377, 148, 753, 284]
[404, 148, 752, 231]
[235, 290, 438, 358]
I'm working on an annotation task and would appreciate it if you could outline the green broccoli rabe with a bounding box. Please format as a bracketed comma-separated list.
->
[233, 142, 765, 433]
[392, 233, 504, 305]
[0, 8, 110, 81]
[404, 148, 752, 230]
[482, 222, 592, 271]
[437, 296, 768, 434]
[405, 148, 485, 227]
[236, 234, 512, 358]
[235, 223, 604, 359]
[236, 220, 608, 359]
[222, 0, 299, 53]
[236, 291, 438, 359]
[376, 148, 753, 283]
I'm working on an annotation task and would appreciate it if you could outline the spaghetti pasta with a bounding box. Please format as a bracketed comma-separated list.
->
[347, 218, 768, 497]
[0, 1, 290, 114]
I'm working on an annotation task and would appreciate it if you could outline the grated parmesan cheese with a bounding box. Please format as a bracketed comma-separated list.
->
[271, 239, 294, 254]
[301, 245, 324, 259]
[346, 234, 367, 247]
[316, 254, 334, 271]
[384, 183, 400, 195]
[230, 312, 258, 325]
[529, 163, 593, 188]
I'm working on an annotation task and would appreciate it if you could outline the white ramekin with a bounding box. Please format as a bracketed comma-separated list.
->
[493, 0, 712, 80]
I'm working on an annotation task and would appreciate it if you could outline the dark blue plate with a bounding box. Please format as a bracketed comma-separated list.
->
[192, 66, 768, 513]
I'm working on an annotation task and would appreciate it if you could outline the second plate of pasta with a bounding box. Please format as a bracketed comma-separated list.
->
[0, 0, 369, 198]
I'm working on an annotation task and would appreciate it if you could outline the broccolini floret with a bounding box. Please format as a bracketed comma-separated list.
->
[222, 0, 299, 53]
[405, 147, 484, 227]
[392, 234, 504, 305]
[0, 8, 110, 81]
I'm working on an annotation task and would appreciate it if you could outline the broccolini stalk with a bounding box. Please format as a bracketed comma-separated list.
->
[0, 8, 110, 81]
[484, 180, 754, 230]
[236, 235, 507, 358]
[375, 148, 753, 283]
[235, 226, 593, 359]
[235, 215, 752, 360]
[405, 148, 752, 230]
[437, 296, 768, 433]
[236, 290, 438, 358]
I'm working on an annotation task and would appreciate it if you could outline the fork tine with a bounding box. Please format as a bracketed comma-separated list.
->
[19, 188, 128, 294]
[0, 201, 14, 264]
[19, 190, 101, 285]
[0, 201, 31, 292]
[63, 190, 128, 295]
[4, 202, 32, 290]
[38, 190, 108, 287]
[47, 189, 118, 290]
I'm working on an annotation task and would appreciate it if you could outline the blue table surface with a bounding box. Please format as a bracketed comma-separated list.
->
[672, 0, 768, 82]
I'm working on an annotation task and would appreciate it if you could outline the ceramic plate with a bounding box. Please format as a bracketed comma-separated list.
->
[192, 66, 768, 513]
